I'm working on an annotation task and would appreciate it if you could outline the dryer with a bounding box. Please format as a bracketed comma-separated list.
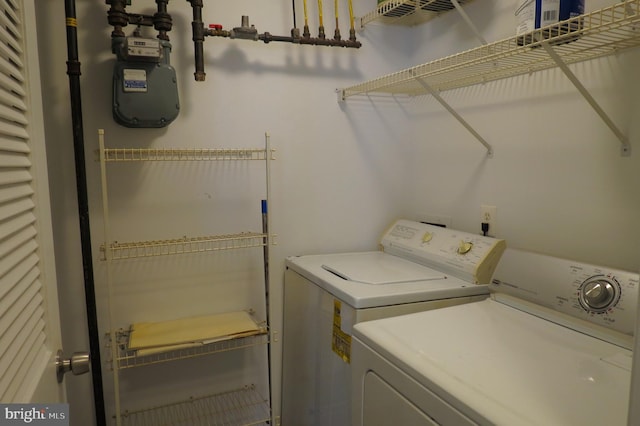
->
[351, 248, 639, 425]
[281, 219, 506, 426]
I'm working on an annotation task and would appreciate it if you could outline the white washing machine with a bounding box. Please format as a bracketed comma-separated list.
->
[281, 219, 506, 426]
[351, 248, 639, 425]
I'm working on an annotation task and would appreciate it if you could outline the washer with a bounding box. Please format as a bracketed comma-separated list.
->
[281, 219, 506, 426]
[351, 248, 639, 425]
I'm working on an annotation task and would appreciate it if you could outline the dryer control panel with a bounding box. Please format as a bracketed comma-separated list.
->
[491, 248, 639, 338]
[380, 219, 506, 284]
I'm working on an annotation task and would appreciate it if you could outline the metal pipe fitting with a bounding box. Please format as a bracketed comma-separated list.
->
[187, 0, 206, 81]
[154, 0, 172, 40]
[349, 28, 357, 42]
[230, 15, 259, 41]
[259, 32, 294, 43]
[106, 0, 128, 37]
[206, 25, 231, 38]
[291, 27, 301, 43]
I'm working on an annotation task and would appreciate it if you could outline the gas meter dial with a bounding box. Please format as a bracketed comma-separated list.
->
[124, 37, 162, 61]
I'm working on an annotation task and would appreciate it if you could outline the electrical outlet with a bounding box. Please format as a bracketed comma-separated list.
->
[480, 205, 497, 237]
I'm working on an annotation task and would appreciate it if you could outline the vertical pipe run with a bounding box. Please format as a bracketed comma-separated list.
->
[63, 1, 107, 425]
[154, 0, 172, 41]
[188, 0, 206, 81]
[106, 0, 128, 37]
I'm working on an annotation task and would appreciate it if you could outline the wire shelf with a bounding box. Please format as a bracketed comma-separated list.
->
[111, 325, 268, 369]
[345, 0, 640, 98]
[361, 0, 474, 27]
[119, 385, 271, 426]
[100, 232, 268, 260]
[99, 148, 276, 162]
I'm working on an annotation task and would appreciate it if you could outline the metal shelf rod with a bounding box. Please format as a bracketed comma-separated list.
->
[100, 232, 268, 261]
[341, 0, 640, 157]
[113, 323, 269, 369]
[101, 147, 275, 162]
[415, 77, 494, 156]
[98, 129, 123, 426]
[120, 386, 270, 426]
[541, 41, 631, 156]
[451, 0, 487, 45]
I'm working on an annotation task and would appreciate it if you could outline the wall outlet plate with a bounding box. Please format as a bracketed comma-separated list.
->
[480, 205, 496, 237]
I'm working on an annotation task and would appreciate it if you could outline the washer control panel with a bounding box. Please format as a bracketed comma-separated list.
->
[491, 249, 639, 336]
[380, 219, 506, 284]
[578, 275, 621, 313]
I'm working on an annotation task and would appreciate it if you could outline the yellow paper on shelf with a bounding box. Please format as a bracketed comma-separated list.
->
[135, 342, 203, 357]
[128, 311, 262, 352]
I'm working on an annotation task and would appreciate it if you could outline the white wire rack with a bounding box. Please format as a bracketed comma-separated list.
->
[119, 386, 271, 426]
[100, 148, 276, 162]
[361, 0, 474, 27]
[100, 232, 268, 261]
[110, 325, 269, 369]
[343, 0, 639, 156]
[98, 131, 276, 426]
[345, 0, 640, 98]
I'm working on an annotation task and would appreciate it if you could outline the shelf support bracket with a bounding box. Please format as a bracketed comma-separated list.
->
[451, 0, 488, 46]
[415, 77, 494, 157]
[541, 41, 631, 157]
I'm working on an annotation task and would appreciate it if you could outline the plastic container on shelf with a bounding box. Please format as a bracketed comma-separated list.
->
[516, 0, 585, 46]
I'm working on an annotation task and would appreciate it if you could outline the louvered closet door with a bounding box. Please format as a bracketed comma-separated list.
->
[0, 0, 65, 402]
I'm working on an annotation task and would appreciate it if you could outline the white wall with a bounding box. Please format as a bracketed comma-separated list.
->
[404, 0, 640, 271]
[36, 1, 414, 424]
[35, 0, 640, 425]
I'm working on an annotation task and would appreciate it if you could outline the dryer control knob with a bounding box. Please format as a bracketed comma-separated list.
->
[579, 277, 619, 313]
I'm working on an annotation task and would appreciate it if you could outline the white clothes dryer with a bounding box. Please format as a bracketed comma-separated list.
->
[281, 219, 506, 426]
[351, 248, 639, 425]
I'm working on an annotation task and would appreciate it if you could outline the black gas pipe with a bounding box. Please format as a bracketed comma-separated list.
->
[64, 1, 107, 425]
[186, 0, 207, 81]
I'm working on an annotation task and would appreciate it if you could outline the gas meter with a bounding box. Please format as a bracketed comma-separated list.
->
[111, 34, 180, 128]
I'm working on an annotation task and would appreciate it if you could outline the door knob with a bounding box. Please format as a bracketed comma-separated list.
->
[56, 350, 90, 383]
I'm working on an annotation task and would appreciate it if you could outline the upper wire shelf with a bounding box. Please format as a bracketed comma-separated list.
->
[100, 232, 267, 260]
[343, 0, 640, 99]
[361, 0, 474, 27]
[100, 148, 276, 162]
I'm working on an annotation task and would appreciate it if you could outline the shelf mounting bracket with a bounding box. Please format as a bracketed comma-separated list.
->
[415, 77, 494, 157]
[541, 41, 631, 157]
[451, 0, 487, 46]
